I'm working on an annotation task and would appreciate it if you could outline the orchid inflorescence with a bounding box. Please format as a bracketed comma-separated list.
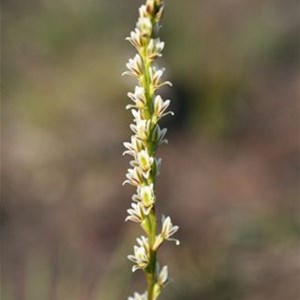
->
[122, 1, 179, 299]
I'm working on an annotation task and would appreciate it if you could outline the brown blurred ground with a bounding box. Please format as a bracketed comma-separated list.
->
[1, 0, 300, 299]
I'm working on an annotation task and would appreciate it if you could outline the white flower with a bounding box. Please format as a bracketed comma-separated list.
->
[161, 215, 180, 244]
[153, 215, 180, 249]
[153, 95, 174, 120]
[147, 38, 165, 60]
[157, 265, 169, 286]
[130, 119, 151, 141]
[137, 235, 150, 249]
[132, 193, 140, 202]
[126, 86, 147, 109]
[123, 135, 143, 156]
[125, 202, 146, 223]
[122, 54, 143, 77]
[138, 5, 148, 18]
[123, 167, 144, 186]
[128, 291, 148, 300]
[137, 150, 154, 172]
[128, 236, 150, 272]
[138, 184, 155, 208]
[137, 17, 152, 37]
[126, 28, 143, 49]
[149, 66, 172, 89]
[131, 108, 143, 122]
[151, 264, 170, 299]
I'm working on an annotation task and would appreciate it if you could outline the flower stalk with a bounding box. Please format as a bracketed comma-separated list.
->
[123, 1, 179, 299]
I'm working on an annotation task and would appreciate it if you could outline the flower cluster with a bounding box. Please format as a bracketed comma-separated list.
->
[123, 1, 179, 299]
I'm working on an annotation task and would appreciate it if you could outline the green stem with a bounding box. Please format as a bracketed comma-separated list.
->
[146, 209, 157, 300]
[140, 17, 159, 300]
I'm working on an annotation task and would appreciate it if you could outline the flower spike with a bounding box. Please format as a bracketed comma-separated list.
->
[123, 1, 179, 299]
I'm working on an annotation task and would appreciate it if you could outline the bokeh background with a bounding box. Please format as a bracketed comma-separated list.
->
[1, 0, 300, 299]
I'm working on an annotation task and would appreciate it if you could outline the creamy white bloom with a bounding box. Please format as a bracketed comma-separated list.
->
[128, 246, 149, 272]
[137, 235, 150, 249]
[128, 236, 150, 272]
[137, 17, 152, 37]
[138, 5, 148, 18]
[131, 109, 143, 123]
[123, 167, 144, 186]
[122, 54, 143, 77]
[137, 150, 154, 172]
[153, 215, 180, 249]
[123, 135, 143, 157]
[132, 193, 141, 202]
[126, 28, 143, 49]
[147, 38, 165, 60]
[149, 66, 173, 89]
[138, 184, 155, 208]
[128, 291, 148, 300]
[126, 202, 146, 223]
[161, 215, 180, 244]
[153, 95, 174, 120]
[130, 119, 151, 141]
[157, 265, 169, 286]
[126, 86, 147, 109]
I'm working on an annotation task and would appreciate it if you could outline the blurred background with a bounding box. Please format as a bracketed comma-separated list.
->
[1, 0, 300, 299]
